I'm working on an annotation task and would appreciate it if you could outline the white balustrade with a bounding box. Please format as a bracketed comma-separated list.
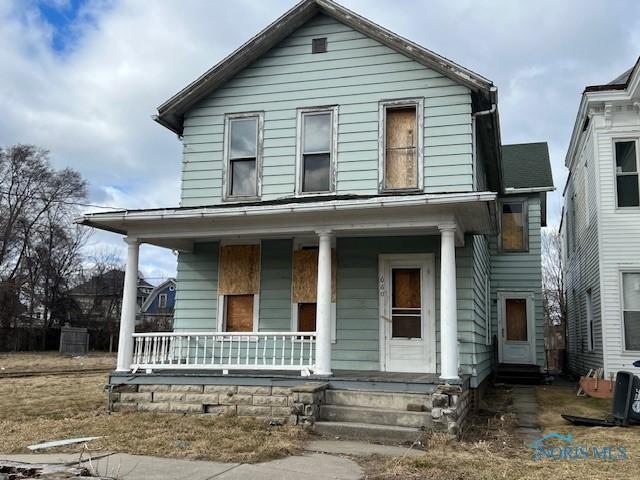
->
[131, 332, 316, 374]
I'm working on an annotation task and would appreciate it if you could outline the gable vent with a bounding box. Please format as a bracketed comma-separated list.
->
[312, 37, 327, 54]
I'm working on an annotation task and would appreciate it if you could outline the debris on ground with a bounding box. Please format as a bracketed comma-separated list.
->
[27, 437, 102, 451]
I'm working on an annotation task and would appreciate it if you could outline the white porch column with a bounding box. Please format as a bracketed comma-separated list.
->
[315, 229, 333, 376]
[116, 237, 139, 372]
[439, 225, 460, 381]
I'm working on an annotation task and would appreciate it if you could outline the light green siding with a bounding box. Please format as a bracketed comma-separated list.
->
[471, 235, 492, 387]
[173, 242, 219, 331]
[489, 195, 545, 367]
[181, 14, 473, 206]
[259, 239, 292, 332]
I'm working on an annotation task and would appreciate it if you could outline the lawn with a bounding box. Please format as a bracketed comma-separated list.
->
[365, 384, 640, 480]
[0, 351, 116, 373]
[0, 367, 306, 463]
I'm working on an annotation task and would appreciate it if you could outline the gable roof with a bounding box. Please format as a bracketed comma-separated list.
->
[154, 0, 495, 135]
[501, 142, 554, 191]
[584, 57, 640, 93]
[141, 278, 176, 312]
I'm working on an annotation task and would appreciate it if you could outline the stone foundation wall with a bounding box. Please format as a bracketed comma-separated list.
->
[110, 382, 327, 427]
[429, 384, 471, 437]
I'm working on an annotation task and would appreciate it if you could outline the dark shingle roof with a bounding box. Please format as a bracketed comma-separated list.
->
[501, 142, 554, 190]
[608, 67, 633, 85]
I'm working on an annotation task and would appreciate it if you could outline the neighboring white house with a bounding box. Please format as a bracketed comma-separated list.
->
[562, 57, 640, 377]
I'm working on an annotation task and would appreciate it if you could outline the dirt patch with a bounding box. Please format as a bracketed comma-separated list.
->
[0, 373, 307, 464]
[0, 351, 116, 373]
[362, 384, 640, 480]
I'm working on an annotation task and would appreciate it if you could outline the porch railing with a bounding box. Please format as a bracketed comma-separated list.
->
[130, 332, 316, 373]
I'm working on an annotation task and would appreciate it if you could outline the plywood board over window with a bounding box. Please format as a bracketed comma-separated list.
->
[292, 248, 336, 303]
[218, 245, 260, 295]
[385, 106, 418, 189]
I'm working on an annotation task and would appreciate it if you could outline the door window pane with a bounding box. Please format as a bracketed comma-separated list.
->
[225, 294, 253, 332]
[505, 298, 527, 341]
[302, 153, 330, 192]
[384, 106, 418, 189]
[501, 202, 526, 250]
[230, 118, 257, 158]
[298, 303, 316, 332]
[616, 141, 637, 173]
[391, 268, 421, 338]
[231, 159, 256, 196]
[617, 176, 640, 207]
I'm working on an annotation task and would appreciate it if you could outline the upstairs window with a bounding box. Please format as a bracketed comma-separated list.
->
[500, 200, 528, 252]
[380, 99, 423, 191]
[297, 107, 337, 194]
[615, 140, 640, 207]
[158, 293, 167, 309]
[225, 113, 263, 199]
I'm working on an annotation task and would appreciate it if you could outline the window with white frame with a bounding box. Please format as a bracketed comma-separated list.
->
[224, 113, 263, 199]
[615, 140, 640, 207]
[297, 107, 337, 194]
[380, 99, 423, 191]
[622, 272, 640, 351]
[586, 289, 594, 352]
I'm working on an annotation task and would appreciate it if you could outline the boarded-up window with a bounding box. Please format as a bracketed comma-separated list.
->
[391, 268, 422, 338]
[298, 303, 317, 332]
[225, 294, 253, 332]
[218, 245, 260, 295]
[292, 247, 336, 303]
[505, 298, 527, 341]
[384, 106, 418, 190]
[501, 202, 527, 251]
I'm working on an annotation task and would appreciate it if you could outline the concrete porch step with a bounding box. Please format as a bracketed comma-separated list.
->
[324, 389, 431, 410]
[313, 421, 423, 444]
[319, 404, 432, 428]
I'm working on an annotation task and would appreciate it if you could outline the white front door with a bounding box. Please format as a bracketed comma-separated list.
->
[379, 254, 435, 373]
[498, 291, 535, 364]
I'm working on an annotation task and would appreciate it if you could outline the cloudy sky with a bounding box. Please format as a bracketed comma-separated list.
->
[1, 0, 639, 283]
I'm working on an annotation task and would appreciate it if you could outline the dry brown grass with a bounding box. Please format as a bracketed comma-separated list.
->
[0, 351, 116, 373]
[0, 373, 306, 463]
[364, 384, 640, 480]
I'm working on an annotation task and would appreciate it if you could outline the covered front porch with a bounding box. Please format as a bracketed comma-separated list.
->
[78, 192, 497, 382]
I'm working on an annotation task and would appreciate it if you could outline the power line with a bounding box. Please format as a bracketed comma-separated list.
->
[0, 188, 127, 210]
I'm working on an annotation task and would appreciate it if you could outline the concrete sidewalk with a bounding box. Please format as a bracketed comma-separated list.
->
[1, 452, 363, 480]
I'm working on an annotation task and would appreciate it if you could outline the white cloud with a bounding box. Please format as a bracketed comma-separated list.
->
[1, 0, 639, 280]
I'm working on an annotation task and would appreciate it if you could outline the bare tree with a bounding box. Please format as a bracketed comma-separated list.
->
[0, 145, 88, 333]
[542, 228, 566, 326]
[542, 228, 567, 373]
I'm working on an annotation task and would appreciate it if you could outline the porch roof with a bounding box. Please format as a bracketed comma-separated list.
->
[76, 191, 497, 251]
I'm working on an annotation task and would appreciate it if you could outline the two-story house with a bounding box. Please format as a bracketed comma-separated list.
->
[78, 0, 553, 439]
[562, 58, 640, 378]
[137, 278, 177, 331]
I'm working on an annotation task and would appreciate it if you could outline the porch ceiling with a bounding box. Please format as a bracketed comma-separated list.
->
[76, 192, 497, 251]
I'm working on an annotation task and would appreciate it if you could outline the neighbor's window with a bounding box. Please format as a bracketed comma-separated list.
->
[226, 115, 261, 198]
[622, 272, 640, 350]
[158, 293, 167, 309]
[383, 103, 419, 190]
[615, 140, 640, 207]
[586, 289, 594, 351]
[500, 201, 527, 251]
[299, 109, 335, 193]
